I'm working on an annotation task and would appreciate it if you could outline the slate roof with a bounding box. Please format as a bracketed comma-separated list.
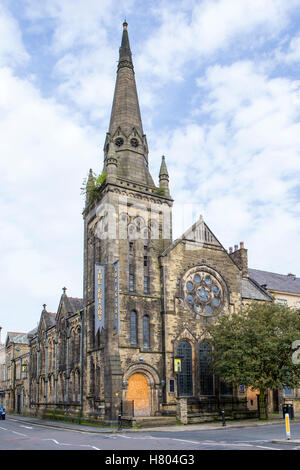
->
[241, 278, 273, 301]
[7, 332, 29, 345]
[69, 297, 83, 313]
[43, 312, 56, 328]
[248, 268, 300, 295]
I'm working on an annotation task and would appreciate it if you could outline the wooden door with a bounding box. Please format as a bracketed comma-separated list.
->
[127, 373, 150, 416]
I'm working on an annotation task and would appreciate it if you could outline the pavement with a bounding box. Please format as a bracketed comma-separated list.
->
[6, 412, 300, 438]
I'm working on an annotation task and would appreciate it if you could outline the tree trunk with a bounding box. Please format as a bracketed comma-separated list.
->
[258, 390, 268, 419]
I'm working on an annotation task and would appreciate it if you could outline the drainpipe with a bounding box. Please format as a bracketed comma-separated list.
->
[55, 332, 58, 403]
[79, 309, 85, 422]
[66, 320, 70, 402]
[37, 338, 40, 404]
[45, 332, 48, 403]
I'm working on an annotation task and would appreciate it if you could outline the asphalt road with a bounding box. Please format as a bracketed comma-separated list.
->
[0, 416, 300, 451]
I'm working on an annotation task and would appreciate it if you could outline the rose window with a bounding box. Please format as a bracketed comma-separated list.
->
[184, 271, 223, 316]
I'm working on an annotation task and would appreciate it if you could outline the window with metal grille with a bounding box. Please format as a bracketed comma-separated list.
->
[199, 342, 214, 396]
[130, 311, 137, 345]
[177, 341, 193, 396]
[143, 315, 150, 349]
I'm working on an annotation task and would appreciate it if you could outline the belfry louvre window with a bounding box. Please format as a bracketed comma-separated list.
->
[177, 340, 193, 396]
[144, 276, 149, 294]
[199, 342, 214, 396]
[130, 311, 137, 345]
[143, 315, 150, 349]
[129, 264, 134, 292]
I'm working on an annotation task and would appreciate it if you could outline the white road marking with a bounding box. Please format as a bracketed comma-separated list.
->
[0, 426, 7, 430]
[171, 438, 200, 445]
[20, 425, 33, 429]
[255, 445, 280, 450]
[42, 438, 100, 450]
[12, 431, 27, 436]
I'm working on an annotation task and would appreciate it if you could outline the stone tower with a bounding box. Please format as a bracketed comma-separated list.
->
[83, 22, 173, 424]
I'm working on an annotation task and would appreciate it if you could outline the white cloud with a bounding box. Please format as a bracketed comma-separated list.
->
[0, 66, 100, 338]
[150, 59, 300, 274]
[283, 35, 300, 63]
[136, 0, 300, 82]
[0, 4, 29, 67]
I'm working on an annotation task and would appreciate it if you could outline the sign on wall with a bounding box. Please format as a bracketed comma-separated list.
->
[113, 260, 119, 333]
[95, 264, 105, 335]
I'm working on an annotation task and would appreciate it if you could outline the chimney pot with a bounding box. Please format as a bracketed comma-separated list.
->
[234, 244, 238, 251]
[229, 247, 233, 254]
[240, 242, 244, 249]
[287, 273, 296, 279]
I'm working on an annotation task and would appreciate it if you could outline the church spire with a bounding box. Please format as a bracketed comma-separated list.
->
[104, 22, 155, 187]
[118, 21, 133, 70]
[108, 21, 143, 139]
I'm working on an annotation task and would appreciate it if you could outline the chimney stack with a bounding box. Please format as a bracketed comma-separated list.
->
[229, 242, 248, 276]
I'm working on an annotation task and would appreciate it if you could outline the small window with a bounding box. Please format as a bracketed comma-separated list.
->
[144, 256, 148, 267]
[169, 379, 175, 393]
[143, 315, 150, 349]
[130, 311, 137, 345]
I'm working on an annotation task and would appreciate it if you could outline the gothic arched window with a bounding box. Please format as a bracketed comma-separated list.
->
[143, 315, 150, 349]
[177, 340, 193, 396]
[130, 311, 137, 345]
[199, 342, 214, 396]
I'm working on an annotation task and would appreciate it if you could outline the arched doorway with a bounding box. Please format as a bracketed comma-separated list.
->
[127, 373, 150, 416]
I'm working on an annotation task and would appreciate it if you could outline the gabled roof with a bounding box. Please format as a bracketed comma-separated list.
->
[161, 215, 224, 258]
[6, 332, 29, 346]
[248, 268, 300, 295]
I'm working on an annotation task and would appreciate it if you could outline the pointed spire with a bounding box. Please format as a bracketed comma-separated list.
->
[118, 21, 133, 70]
[104, 22, 158, 187]
[159, 155, 169, 179]
[159, 155, 170, 196]
[85, 169, 95, 207]
[108, 21, 143, 140]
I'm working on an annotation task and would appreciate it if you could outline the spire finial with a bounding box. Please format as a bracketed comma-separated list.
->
[62, 287, 67, 295]
[43, 304, 47, 311]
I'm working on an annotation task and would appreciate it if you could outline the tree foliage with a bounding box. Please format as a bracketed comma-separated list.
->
[206, 302, 300, 394]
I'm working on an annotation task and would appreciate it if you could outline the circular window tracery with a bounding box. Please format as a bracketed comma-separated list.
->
[184, 269, 224, 317]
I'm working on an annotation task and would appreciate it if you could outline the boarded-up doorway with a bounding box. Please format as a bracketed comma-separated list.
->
[127, 373, 150, 416]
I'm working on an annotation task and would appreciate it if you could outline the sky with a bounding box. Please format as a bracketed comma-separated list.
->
[1, 0, 300, 341]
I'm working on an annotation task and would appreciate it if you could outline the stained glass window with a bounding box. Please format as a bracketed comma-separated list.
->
[199, 342, 214, 396]
[177, 341, 193, 396]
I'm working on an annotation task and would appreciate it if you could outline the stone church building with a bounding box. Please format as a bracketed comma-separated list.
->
[80, 22, 273, 424]
[5, 22, 298, 424]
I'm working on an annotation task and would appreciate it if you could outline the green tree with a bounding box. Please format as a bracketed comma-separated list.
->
[206, 302, 300, 418]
